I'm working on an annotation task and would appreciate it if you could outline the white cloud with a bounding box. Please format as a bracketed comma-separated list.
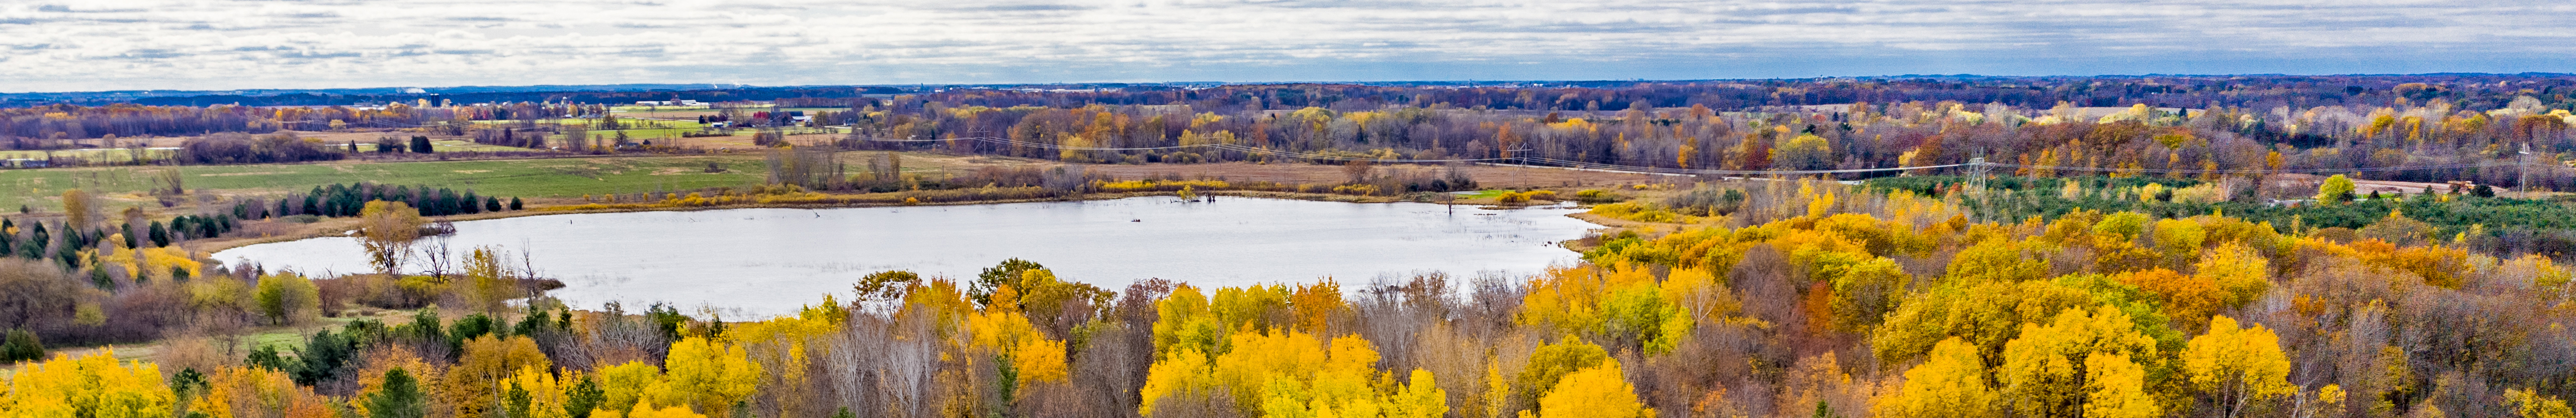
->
[0, 0, 2570, 91]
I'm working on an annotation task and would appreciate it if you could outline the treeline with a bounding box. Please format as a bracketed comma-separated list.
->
[1859, 174, 2576, 256]
[13, 76, 2576, 194]
[229, 182, 523, 220]
[14, 179, 2576, 418]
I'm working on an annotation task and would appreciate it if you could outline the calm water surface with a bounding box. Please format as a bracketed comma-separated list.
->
[214, 197, 1600, 316]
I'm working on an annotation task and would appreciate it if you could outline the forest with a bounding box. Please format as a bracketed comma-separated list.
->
[8, 175, 2576, 418]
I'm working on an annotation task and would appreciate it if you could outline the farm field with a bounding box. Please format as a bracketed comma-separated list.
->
[0, 151, 1062, 211]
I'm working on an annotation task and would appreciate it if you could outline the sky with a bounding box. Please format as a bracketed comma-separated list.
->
[3, 0, 2573, 92]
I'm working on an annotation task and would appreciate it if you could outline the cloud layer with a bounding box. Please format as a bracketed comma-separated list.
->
[4, 0, 2572, 91]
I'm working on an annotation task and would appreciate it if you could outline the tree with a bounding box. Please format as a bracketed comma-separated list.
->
[0, 259, 78, 332]
[1997, 306, 2163, 418]
[1514, 337, 1609, 413]
[61, 188, 96, 228]
[368, 368, 432, 418]
[973, 258, 1047, 306]
[2507, 389, 2576, 418]
[1771, 134, 1835, 171]
[253, 272, 321, 326]
[410, 136, 435, 153]
[358, 201, 427, 276]
[459, 246, 515, 314]
[2182, 316, 2292, 418]
[6, 349, 173, 418]
[445, 336, 553, 418]
[2315, 175, 2356, 203]
[1873, 338, 1996, 418]
[1530, 360, 1649, 418]
[2, 329, 44, 362]
[662, 337, 761, 418]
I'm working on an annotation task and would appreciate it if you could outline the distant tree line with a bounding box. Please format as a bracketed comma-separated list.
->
[230, 182, 521, 220]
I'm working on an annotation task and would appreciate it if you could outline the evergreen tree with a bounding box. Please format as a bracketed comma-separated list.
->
[367, 368, 431, 418]
[1, 329, 45, 363]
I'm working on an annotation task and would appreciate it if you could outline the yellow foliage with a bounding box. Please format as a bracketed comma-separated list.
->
[625, 400, 708, 418]
[661, 337, 761, 418]
[1529, 360, 1649, 418]
[1997, 306, 2162, 418]
[595, 361, 663, 414]
[2506, 388, 2576, 418]
[2, 349, 173, 418]
[2182, 316, 2294, 412]
[1873, 338, 1995, 418]
[445, 335, 552, 418]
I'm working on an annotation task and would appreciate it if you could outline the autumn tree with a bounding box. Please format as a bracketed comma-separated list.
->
[2315, 174, 2356, 203]
[1530, 360, 1649, 418]
[4, 349, 173, 418]
[1997, 306, 2164, 418]
[1771, 134, 1835, 171]
[662, 337, 761, 418]
[2181, 316, 2291, 418]
[445, 336, 553, 418]
[1873, 338, 1997, 418]
[358, 200, 428, 276]
[253, 272, 321, 326]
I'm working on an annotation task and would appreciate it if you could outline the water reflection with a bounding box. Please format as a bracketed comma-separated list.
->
[215, 197, 1600, 316]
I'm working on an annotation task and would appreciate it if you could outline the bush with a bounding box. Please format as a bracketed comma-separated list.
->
[1665, 186, 1747, 216]
[1573, 189, 1627, 203]
[2, 329, 43, 362]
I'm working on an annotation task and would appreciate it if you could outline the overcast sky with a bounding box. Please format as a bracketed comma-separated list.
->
[3, 0, 2572, 92]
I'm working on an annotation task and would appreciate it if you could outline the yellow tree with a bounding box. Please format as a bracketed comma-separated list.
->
[459, 246, 516, 314]
[1872, 338, 1995, 418]
[2182, 316, 2293, 418]
[358, 201, 427, 276]
[1997, 306, 2163, 418]
[445, 336, 553, 418]
[2506, 389, 2576, 418]
[660, 337, 760, 418]
[2315, 175, 2356, 203]
[590, 361, 664, 418]
[1528, 360, 1650, 418]
[3, 349, 173, 418]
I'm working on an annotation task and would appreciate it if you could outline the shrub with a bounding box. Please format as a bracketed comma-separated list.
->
[2, 329, 43, 362]
[1574, 189, 1626, 203]
[1665, 186, 1747, 216]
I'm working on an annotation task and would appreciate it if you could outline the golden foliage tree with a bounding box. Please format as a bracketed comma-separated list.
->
[1526, 360, 1649, 418]
[661, 337, 761, 418]
[2181, 316, 2293, 418]
[3, 349, 173, 418]
[446, 335, 553, 418]
[1872, 338, 1996, 418]
[358, 200, 428, 276]
[1997, 306, 2163, 418]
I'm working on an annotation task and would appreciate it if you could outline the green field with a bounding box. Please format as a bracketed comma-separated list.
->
[0, 155, 778, 211]
[469, 119, 735, 142]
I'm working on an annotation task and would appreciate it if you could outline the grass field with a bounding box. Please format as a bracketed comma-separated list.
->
[0, 151, 1052, 212]
[0, 155, 775, 211]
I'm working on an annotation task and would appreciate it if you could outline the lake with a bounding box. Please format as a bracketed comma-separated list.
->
[213, 197, 1603, 317]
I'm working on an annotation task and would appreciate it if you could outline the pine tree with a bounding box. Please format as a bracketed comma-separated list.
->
[368, 368, 430, 418]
